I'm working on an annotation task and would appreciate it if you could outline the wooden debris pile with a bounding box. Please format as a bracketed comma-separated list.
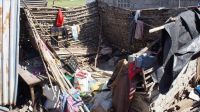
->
[22, 2, 102, 111]
[20, 1, 200, 112]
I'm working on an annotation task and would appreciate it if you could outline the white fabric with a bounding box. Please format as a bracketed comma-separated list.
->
[134, 10, 141, 22]
[71, 25, 79, 41]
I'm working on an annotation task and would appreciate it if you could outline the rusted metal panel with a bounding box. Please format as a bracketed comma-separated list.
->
[0, 0, 20, 105]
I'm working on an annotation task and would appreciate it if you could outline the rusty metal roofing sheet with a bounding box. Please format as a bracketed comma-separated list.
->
[0, 0, 20, 105]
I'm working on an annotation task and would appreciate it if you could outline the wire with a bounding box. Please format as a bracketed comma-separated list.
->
[143, 22, 156, 28]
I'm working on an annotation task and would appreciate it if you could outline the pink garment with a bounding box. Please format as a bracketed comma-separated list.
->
[66, 96, 82, 112]
[134, 20, 144, 40]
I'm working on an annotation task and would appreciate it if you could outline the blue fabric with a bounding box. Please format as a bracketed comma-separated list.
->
[60, 89, 83, 112]
[195, 86, 200, 95]
[135, 55, 157, 70]
[60, 92, 69, 112]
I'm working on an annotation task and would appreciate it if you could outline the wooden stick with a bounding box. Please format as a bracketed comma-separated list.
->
[134, 38, 160, 56]
[149, 18, 176, 33]
[94, 17, 102, 68]
[24, 8, 56, 95]
[149, 25, 165, 33]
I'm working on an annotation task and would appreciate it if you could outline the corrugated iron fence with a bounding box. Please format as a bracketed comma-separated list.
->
[0, 0, 20, 105]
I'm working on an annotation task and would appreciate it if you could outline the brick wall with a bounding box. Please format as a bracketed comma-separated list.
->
[98, 2, 192, 52]
[98, 0, 200, 9]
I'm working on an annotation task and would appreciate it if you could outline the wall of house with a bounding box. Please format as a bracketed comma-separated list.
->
[26, 2, 99, 42]
[98, 0, 200, 10]
[98, 2, 193, 52]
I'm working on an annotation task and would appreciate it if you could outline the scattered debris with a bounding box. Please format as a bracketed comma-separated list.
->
[43, 85, 60, 110]
[189, 90, 200, 101]
[90, 91, 112, 112]
[2, 0, 200, 112]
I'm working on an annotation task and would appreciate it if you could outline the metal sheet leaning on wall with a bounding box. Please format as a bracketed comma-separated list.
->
[0, 0, 20, 106]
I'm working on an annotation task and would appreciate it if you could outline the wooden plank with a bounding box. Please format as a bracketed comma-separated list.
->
[196, 57, 200, 81]
[18, 66, 41, 86]
[55, 48, 97, 56]
[30, 86, 35, 105]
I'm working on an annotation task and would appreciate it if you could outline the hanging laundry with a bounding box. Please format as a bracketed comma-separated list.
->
[71, 25, 80, 41]
[134, 10, 141, 22]
[134, 20, 144, 40]
[130, 10, 142, 44]
[56, 9, 64, 27]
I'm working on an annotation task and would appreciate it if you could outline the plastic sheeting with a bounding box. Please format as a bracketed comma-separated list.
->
[158, 8, 200, 94]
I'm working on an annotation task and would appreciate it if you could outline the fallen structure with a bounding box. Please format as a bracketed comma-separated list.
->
[2, 0, 200, 112]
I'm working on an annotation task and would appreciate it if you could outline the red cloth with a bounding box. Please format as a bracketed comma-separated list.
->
[128, 62, 141, 101]
[56, 9, 64, 27]
[128, 62, 141, 81]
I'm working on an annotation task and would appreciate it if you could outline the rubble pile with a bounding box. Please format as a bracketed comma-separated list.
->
[5, 1, 200, 112]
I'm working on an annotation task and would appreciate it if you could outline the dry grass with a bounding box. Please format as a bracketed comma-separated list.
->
[48, 0, 86, 8]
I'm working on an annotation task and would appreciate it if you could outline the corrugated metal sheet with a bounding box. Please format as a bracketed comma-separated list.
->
[0, 0, 20, 105]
